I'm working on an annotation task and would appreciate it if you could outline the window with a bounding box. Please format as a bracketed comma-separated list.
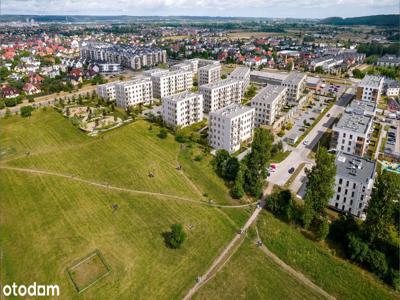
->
[337, 186, 341, 192]
[339, 178, 343, 184]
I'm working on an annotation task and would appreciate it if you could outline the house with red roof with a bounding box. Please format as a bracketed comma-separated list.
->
[23, 83, 41, 95]
[2, 86, 20, 98]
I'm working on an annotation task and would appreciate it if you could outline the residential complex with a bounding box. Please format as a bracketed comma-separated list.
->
[114, 78, 153, 109]
[377, 55, 400, 67]
[198, 64, 221, 86]
[251, 85, 287, 126]
[281, 72, 306, 102]
[96, 81, 120, 101]
[250, 70, 287, 86]
[331, 109, 373, 157]
[151, 70, 193, 99]
[229, 66, 251, 90]
[355, 75, 384, 102]
[200, 79, 243, 112]
[208, 103, 255, 153]
[80, 41, 167, 70]
[162, 92, 203, 128]
[330, 152, 376, 218]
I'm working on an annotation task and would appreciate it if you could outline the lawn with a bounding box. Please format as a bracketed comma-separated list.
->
[193, 231, 324, 300]
[257, 211, 399, 300]
[1, 109, 204, 200]
[0, 170, 237, 300]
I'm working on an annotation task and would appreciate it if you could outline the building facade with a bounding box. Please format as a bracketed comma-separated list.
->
[355, 75, 384, 102]
[198, 64, 221, 86]
[329, 152, 376, 218]
[114, 78, 153, 109]
[251, 85, 287, 126]
[151, 70, 193, 99]
[281, 72, 306, 102]
[80, 41, 167, 70]
[229, 66, 251, 91]
[208, 104, 255, 153]
[96, 81, 120, 101]
[200, 79, 243, 112]
[162, 92, 204, 128]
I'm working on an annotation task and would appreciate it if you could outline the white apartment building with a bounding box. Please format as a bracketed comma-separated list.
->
[115, 78, 153, 109]
[208, 104, 255, 153]
[229, 66, 251, 91]
[96, 81, 120, 101]
[151, 70, 193, 99]
[356, 75, 384, 102]
[143, 68, 169, 77]
[331, 110, 374, 157]
[329, 152, 376, 219]
[198, 64, 221, 86]
[183, 58, 220, 73]
[200, 79, 243, 113]
[251, 85, 287, 126]
[171, 62, 193, 73]
[162, 92, 204, 128]
[281, 72, 306, 102]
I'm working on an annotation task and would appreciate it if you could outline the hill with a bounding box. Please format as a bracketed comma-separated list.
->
[320, 15, 400, 26]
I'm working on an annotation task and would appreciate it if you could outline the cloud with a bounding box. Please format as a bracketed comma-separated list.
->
[2, 0, 399, 17]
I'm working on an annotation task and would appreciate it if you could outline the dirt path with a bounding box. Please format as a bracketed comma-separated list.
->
[0, 165, 256, 209]
[258, 243, 335, 300]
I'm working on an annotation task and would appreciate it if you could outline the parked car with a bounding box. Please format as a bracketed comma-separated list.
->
[288, 167, 295, 174]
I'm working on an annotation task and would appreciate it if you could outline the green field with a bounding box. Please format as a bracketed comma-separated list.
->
[193, 232, 324, 300]
[0, 109, 243, 299]
[257, 211, 399, 300]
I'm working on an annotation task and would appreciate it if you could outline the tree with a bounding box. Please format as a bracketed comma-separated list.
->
[224, 157, 240, 181]
[352, 68, 365, 79]
[244, 128, 273, 197]
[316, 217, 330, 241]
[165, 223, 186, 249]
[265, 189, 294, 221]
[364, 171, 400, 242]
[20, 106, 33, 118]
[214, 150, 230, 177]
[231, 167, 245, 199]
[303, 147, 336, 229]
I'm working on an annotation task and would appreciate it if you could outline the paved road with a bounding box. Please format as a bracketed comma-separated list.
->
[268, 88, 354, 188]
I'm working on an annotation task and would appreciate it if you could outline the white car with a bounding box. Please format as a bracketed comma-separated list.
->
[303, 140, 308, 145]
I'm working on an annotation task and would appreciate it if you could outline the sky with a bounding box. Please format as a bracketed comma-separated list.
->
[2, 0, 399, 18]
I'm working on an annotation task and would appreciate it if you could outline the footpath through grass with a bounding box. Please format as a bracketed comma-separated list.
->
[257, 211, 399, 300]
[193, 230, 324, 300]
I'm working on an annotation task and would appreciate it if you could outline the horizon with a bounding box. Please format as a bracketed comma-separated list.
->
[2, 0, 399, 19]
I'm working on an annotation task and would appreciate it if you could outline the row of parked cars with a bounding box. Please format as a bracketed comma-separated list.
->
[387, 127, 397, 145]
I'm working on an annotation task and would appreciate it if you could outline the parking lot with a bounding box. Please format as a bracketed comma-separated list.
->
[284, 95, 330, 144]
[383, 120, 400, 158]
[319, 81, 347, 99]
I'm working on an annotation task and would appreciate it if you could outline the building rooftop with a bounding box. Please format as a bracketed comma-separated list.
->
[282, 72, 307, 85]
[162, 91, 201, 102]
[230, 66, 250, 78]
[81, 41, 164, 57]
[250, 70, 288, 82]
[334, 111, 373, 134]
[251, 85, 287, 105]
[200, 78, 241, 90]
[347, 100, 377, 116]
[199, 64, 221, 71]
[210, 103, 254, 119]
[143, 68, 169, 77]
[378, 55, 400, 63]
[335, 152, 376, 184]
[359, 75, 384, 88]
[152, 69, 191, 78]
[116, 77, 151, 87]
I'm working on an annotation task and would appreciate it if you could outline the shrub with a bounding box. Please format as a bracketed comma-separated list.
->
[316, 217, 330, 241]
[164, 224, 186, 249]
[158, 128, 168, 139]
[194, 155, 203, 161]
[20, 106, 34, 118]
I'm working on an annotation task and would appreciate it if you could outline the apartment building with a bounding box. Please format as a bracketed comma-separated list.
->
[200, 79, 243, 112]
[208, 103, 255, 153]
[80, 41, 167, 70]
[162, 92, 204, 128]
[114, 77, 153, 109]
[229, 66, 251, 91]
[355, 75, 384, 102]
[198, 64, 221, 86]
[377, 55, 400, 67]
[250, 70, 287, 86]
[96, 81, 120, 101]
[331, 110, 373, 156]
[171, 62, 193, 73]
[251, 85, 287, 126]
[329, 152, 376, 219]
[281, 72, 306, 102]
[143, 68, 169, 77]
[182, 58, 220, 73]
[151, 70, 193, 99]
